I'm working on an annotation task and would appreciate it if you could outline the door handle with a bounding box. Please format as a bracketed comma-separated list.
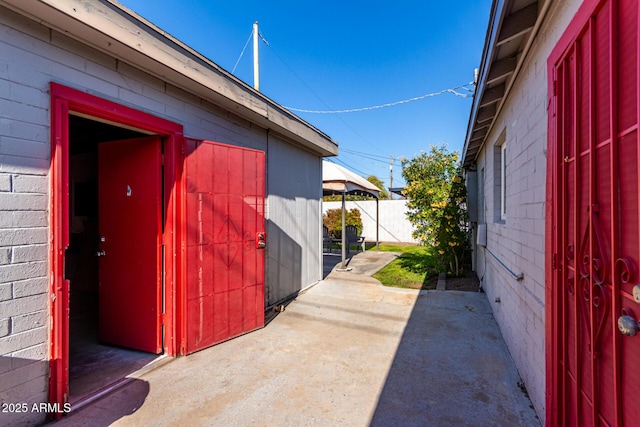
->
[618, 312, 640, 337]
[96, 250, 106, 257]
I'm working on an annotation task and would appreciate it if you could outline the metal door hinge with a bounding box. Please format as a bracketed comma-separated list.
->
[256, 232, 266, 249]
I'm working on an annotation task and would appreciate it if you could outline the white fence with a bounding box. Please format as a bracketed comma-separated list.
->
[322, 199, 419, 244]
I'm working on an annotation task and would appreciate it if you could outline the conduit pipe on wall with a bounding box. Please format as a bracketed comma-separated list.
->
[485, 247, 524, 281]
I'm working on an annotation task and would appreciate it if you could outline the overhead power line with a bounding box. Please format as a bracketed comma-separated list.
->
[328, 157, 371, 178]
[341, 152, 402, 169]
[251, 24, 399, 153]
[232, 30, 254, 74]
[232, 27, 270, 74]
[284, 84, 475, 114]
[341, 148, 403, 164]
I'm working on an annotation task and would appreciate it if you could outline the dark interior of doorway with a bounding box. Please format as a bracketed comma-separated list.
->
[67, 115, 161, 403]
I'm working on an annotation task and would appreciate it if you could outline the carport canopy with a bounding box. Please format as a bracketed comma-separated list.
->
[322, 161, 380, 269]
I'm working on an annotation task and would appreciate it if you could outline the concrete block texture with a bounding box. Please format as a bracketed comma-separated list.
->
[0, 261, 47, 284]
[0, 318, 9, 338]
[0, 294, 47, 321]
[0, 193, 47, 211]
[10, 245, 47, 264]
[0, 173, 10, 191]
[0, 360, 48, 427]
[0, 284, 11, 301]
[0, 248, 9, 265]
[10, 311, 46, 334]
[0, 326, 47, 356]
[11, 174, 48, 194]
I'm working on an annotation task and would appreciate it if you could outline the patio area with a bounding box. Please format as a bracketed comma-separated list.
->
[54, 251, 539, 426]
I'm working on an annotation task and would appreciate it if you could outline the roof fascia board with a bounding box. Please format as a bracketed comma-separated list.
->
[496, 3, 538, 45]
[479, 83, 506, 107]
[486, 56, 518, 84]
[463, 0, 553, 168]
[462, 0, 507, 164]
[2, 0, 338, 156]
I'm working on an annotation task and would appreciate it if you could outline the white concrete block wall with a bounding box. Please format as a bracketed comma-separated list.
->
[0, 4, 325, 424]
[472, 0, 582, 421]
[0, 8, 53, 425]
[323, 200, 418, 244]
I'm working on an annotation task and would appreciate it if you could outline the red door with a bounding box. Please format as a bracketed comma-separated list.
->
[547, 0, 640, 425]
[98, 136, 163, 353]
[183, 139, 265, 354]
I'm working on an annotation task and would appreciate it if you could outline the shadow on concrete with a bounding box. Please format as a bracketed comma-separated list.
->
[0, 356, 149, 427]
[264, 251, 343, 325]
[52, 378, 150, 426]
[370, 291, 540, 426]
[322, 253, 351, 278]
[266, 219, 303, 305]
[0, 357, 50, 427]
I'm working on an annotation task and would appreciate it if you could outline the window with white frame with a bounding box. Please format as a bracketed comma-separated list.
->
[500, 142, 506, 220]
[494, 133, 506, 222]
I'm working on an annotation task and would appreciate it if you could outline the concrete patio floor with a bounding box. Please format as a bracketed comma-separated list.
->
[53, 251, 540, 426]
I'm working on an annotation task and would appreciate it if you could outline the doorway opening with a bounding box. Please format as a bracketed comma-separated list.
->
[50, 83, 184, 413]
[66, 114, 162, 404]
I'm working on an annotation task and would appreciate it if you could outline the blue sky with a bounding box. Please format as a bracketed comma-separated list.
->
[119, 0, 492, 189]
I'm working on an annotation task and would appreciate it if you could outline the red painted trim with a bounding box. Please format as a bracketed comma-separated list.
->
[49, 83, 182, 135]
[607, 1, 622, 424]
[48, 96, 70, 421]
[545, 59, 558, 427]
[178, 138, 188, 355]
[48, 83, 183, 412]
[548, 0, 606, 66]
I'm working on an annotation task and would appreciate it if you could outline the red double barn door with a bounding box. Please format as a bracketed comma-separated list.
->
[183, 139, 265, 354]
[548, 0, 640, 425]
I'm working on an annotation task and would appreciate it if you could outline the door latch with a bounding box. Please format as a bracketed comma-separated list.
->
[633, 284, 640, 304]
[618, 309, 640, 337]
[256, 232, 266, 249]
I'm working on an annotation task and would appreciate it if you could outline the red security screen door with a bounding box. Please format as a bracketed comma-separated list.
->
[183, 139, 265, 354]
[98, 136, 163, 354]
[547, 0, 640, 425]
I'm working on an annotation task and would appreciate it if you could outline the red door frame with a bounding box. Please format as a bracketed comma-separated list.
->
[49, 83, 183, 411]
[546, 0, 632, 425]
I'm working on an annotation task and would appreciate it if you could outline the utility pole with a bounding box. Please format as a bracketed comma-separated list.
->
[389, 155, 393, 200]
[253, 21, 260, 91]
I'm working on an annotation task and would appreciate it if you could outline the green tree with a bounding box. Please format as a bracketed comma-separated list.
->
[434, 174, 469, 275]
[366, 175, 389, 199]
[401, 144, 469, 275]
[323, 208, 362, 237]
